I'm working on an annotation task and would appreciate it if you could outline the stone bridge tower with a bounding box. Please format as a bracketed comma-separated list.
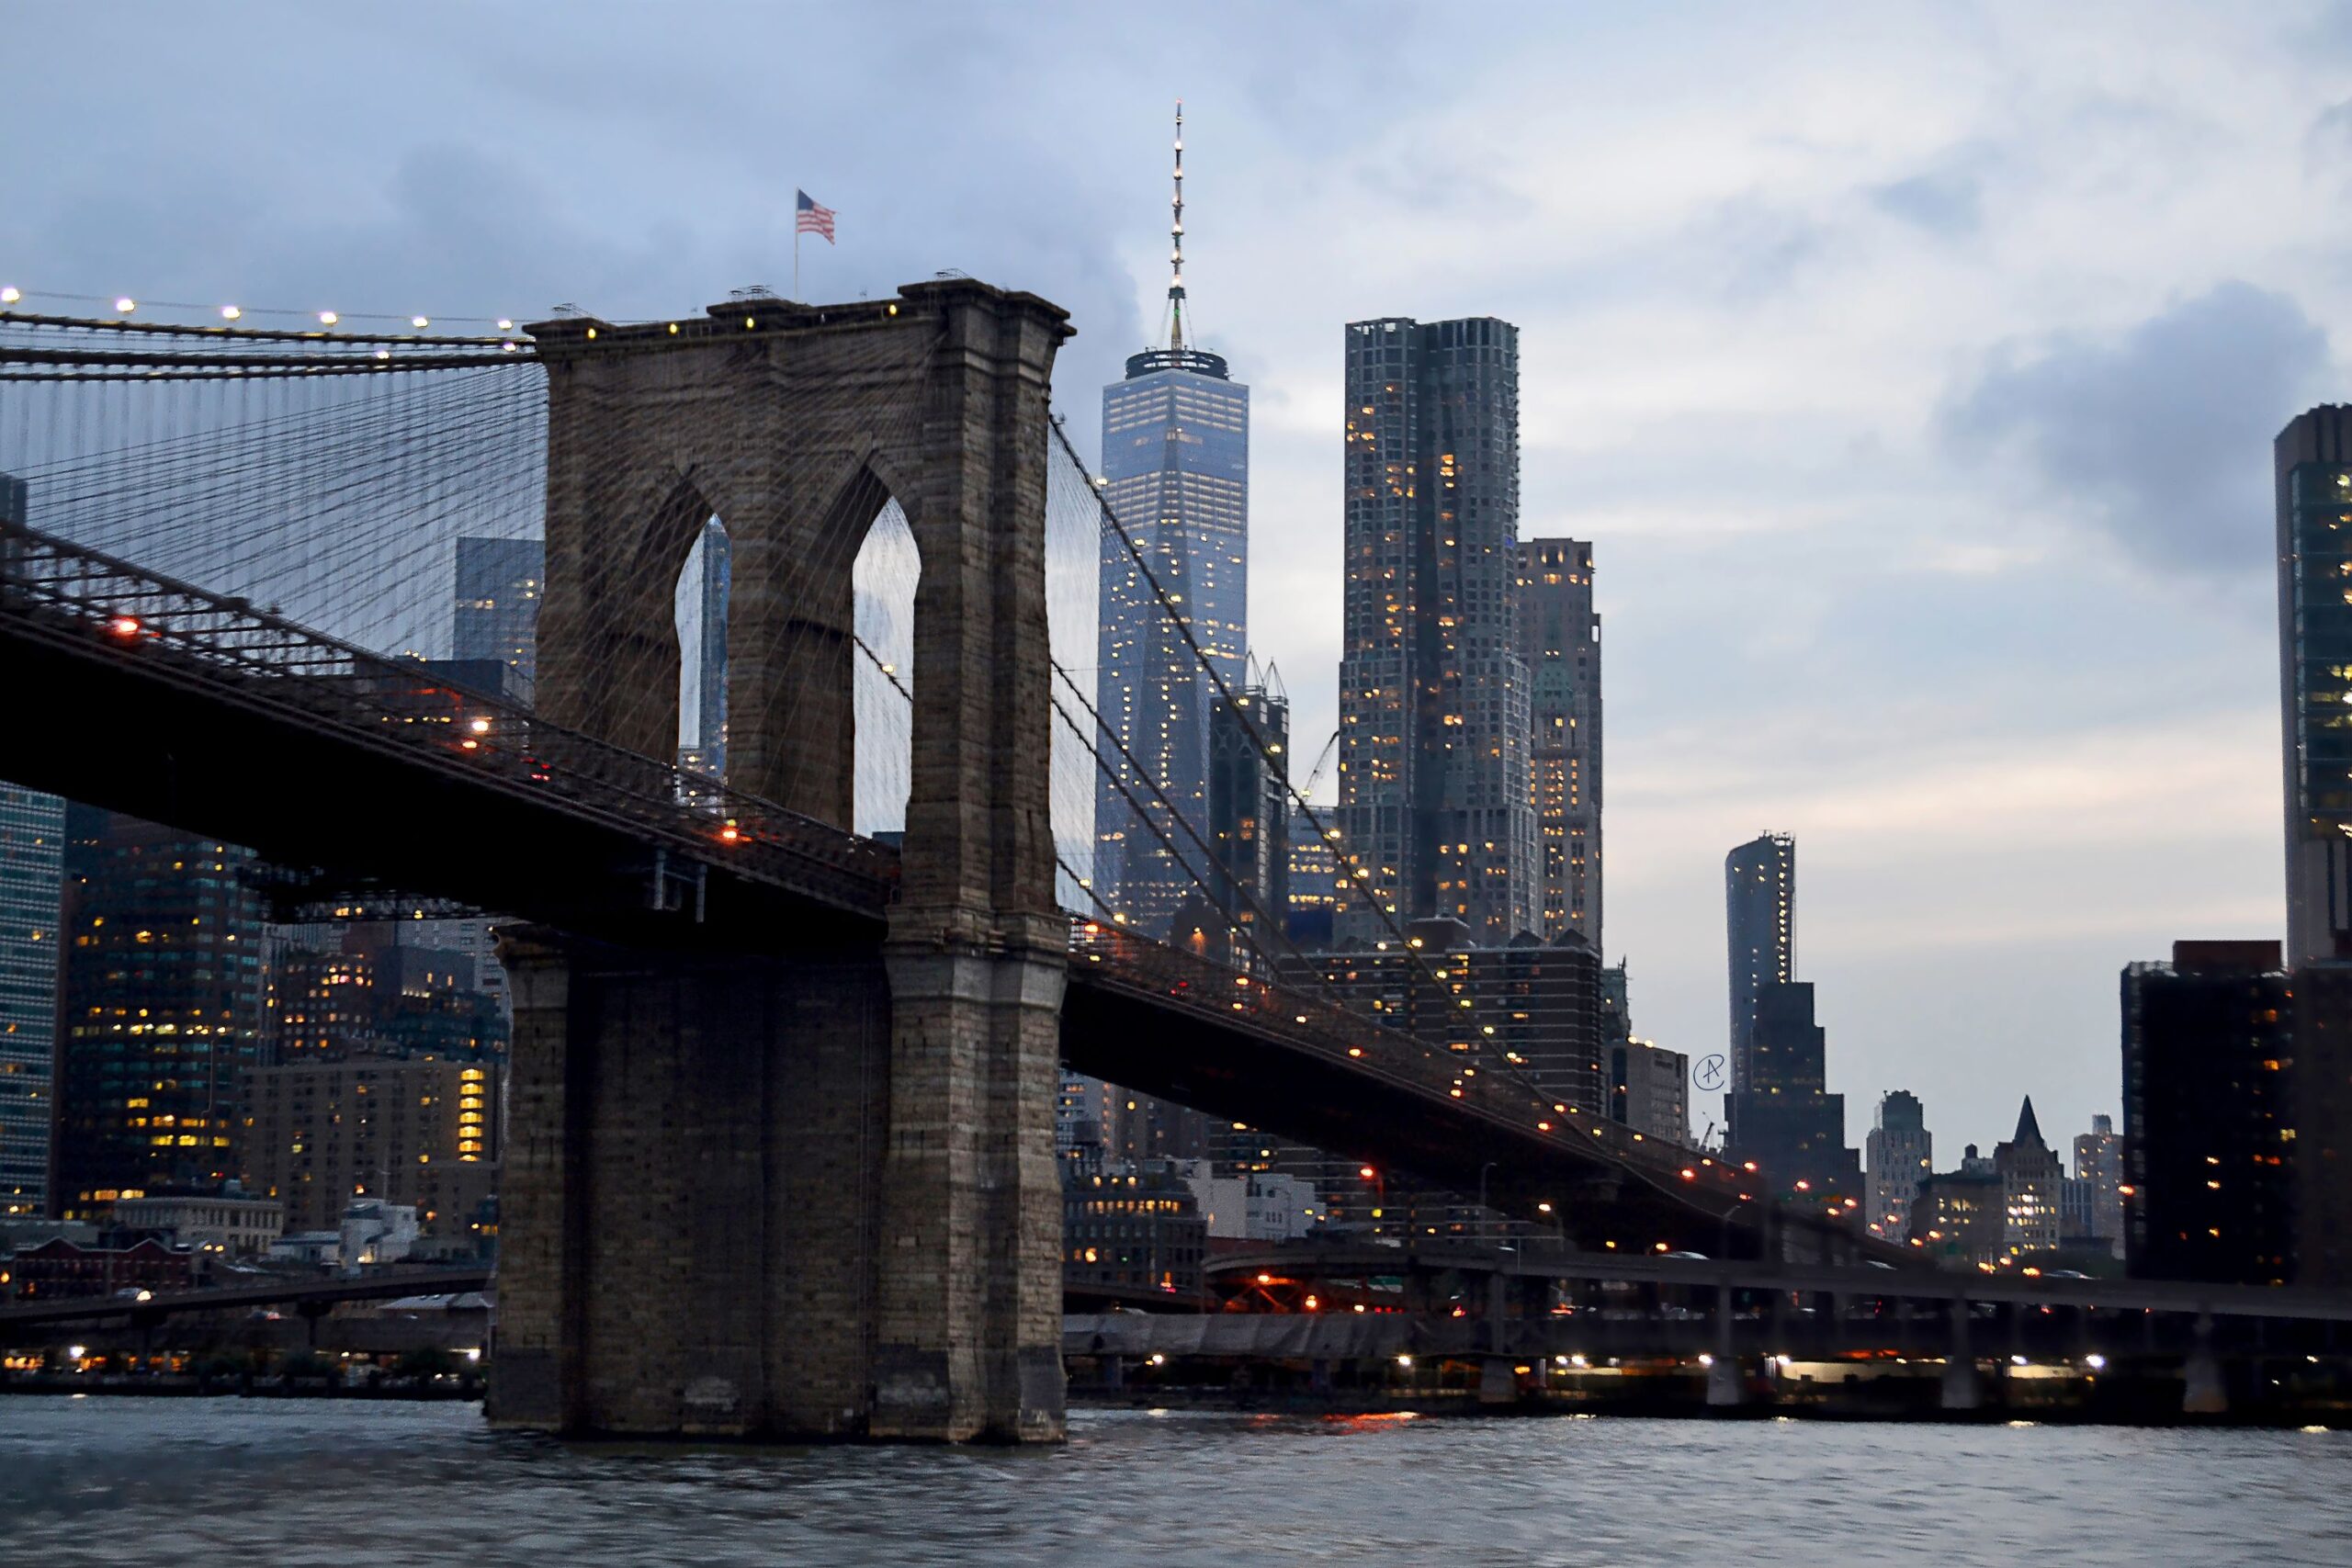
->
[489, 279, 1071, 1442]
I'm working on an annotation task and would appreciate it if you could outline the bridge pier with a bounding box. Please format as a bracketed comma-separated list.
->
[1940, 1298, 1982, 1411]
[2183, 1313, 2228, 1416]
[1706, 1282, 1743, 1407]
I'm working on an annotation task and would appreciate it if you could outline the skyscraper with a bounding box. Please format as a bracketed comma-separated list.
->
[0, 784, 62, 1218]
[1724, 831, 1795, 1088]
[52, 807, 267, 1219]
[1515, 538, 1600, 947]
[1994, 1096, 2063, 1259]
[678, 518, 730, 776]
[1092, 106, 1249, 937]
[1335, 315, 1533, 945]
[1205, 682, 1288, 938]
[1723, 980, 1860, 1194]
[2278, 406, 2352, 964]
[2072, 1112, 2124, 1258]
[2121, 940, 2295, 1285]
[1865, 1089, 1931, 1244]
[0, 473, 64, 1218]
[453, 536, 544, 697]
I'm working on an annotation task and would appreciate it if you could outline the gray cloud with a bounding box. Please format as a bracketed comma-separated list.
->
[1940, 282, 2332, 572]
[1871, 168, 1983, 237]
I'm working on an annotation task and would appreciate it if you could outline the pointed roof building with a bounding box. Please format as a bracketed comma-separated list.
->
[2012, 1095, 2046, 1149]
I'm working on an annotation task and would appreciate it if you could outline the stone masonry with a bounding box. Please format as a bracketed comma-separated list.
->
[490, 279, 1071, 1441]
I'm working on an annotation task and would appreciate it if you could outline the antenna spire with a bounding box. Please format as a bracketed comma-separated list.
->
[1169, 99, 1186, 352]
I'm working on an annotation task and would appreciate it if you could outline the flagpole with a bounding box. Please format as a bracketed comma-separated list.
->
[794, 220, 801, 302]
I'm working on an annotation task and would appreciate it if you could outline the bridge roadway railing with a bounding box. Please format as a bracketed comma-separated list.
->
[1066, 920, 1765, 1216]
[0, 518, 896, 916]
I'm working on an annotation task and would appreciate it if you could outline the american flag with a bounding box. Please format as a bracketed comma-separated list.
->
[796, 189, 836, 244]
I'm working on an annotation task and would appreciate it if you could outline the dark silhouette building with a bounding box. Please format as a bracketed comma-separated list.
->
[1206, 682, 1289, 939]
[1723, 980, 1860, 1196]
[51, 807, 266, 1220]
[2278, 407, 2352, 965]
[2122, 941, 2296, 1285]
[1724, 832, 1794, 1089]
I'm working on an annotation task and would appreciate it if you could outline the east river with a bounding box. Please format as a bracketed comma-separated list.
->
[5, 1399, 2349, 1566]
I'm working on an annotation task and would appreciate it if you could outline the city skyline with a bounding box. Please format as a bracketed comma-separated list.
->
[7, 4, 2342, 1150]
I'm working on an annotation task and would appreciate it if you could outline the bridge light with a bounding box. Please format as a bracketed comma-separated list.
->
[1698, 1353, 1714, 1367]
[1569, 1354, 1589, 1368]
[1744, 1161, 1758, 1173]
[1302, 1295, 1319, 1311]
[220, 305, 241, 321]
[1346, 1045, 1362, 1056]
[1537, 1121, 1551, 1132]
[719, 820, 742, 843]
[1793, 1179, 1810, 1191]
[668, 322, 679, 334]
[412, 315, 430, 329]
[0, 287, 18, 304]
[1396, 1354, 1413, 1368]
[469, 717, 491, 734]
[1148, 1353, 1166, 1366]
[68, 1345, 86, 1363]
[498, 319, 514, 331]
[1256, 1273, 1272, 1284]
[1358, 1167, 1376, 1179]
[318, 310, 339, 325]
[887, 303, 899, 317]
[114, 297, 136, 314]
[459, 739, 479, 750]
[1680, 1168, 1696, 1180]
[585, 327, 597, 340]
[1537, 1201, 1553, 1213]
[2084, 1354, 2107, 1371]
[107, 615, 142, 638]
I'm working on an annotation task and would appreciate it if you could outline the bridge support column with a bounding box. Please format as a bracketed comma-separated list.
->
[1706, 1282, 1743, 1407]
[487, 930, 897, 1439]
[2183, 1313, 2228, 1416]
[1941, 1299, 1982, 1412]
[870, 931, 1067, 1442]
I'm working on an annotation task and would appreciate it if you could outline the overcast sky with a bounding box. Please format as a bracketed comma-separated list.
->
[10, 1, 2348, 1159]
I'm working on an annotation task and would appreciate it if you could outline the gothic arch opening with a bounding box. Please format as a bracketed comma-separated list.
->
[673, 516, 730, 779]
[853, 497, 919, 838]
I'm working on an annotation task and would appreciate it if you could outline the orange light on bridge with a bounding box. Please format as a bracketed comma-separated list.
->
[1347, 1045, 1363, 1057]
[459, 739, 480, 751]
[1680, 1168, 1696, 1180]
[1256, 1273, 1272, 1284]
[107, 615, 142, 638]
[1537, 1121, 1552, 1131]
[469, 717, 491, 735]
[1358, 1167, 1376, 1180]
[1303, 1294, 1320, 1311]
[1793, 1179, 1811, 1191]
[719, 820, 742, 843]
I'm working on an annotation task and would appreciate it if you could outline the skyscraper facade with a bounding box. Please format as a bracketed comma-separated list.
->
[452, 536, 544, 697]
[1205, 683, 1288, 939]
[0, 471, 64, 1218]
[2278, 406, 2352, 964]
[1091, 116, 1249, 937]
[0, 784, 62, 1217]
[1865, 1089, 1931, 1244]
[1994, 1096, 2063, 1259]
[2072, 1112, 2124, 1257]
[2121, 941, 2296, 1285]
[1515, 538, 1600, 947]
[1724, 832, 1795, 1089]
[52, 807, 267, 1219]
[1723, 980, 1860, 1194]
[1335, 316, 1533, 946]
[1283, 806, 1342, 950]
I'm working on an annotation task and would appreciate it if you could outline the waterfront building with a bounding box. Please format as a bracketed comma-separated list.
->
[1865, 1089, 1932, 1244]
[1091, 108, 1249, 938]
[1994, 1097, 2063, 1258]
[1514, 538, 1600, 947]
[2072, 1112, 2125, 1258]
[0, 782, 62, 1218]
[1334, 315, 1535, 946]
[1177, 1160, 1325, 1241]
[1724, 832, 1795, 1089]
[2121, 941, 2295, 1285]
[243, 1055, 500, 1243]
[112, 1188, 283, 1257]
[3, 1235, 197, 1301]
[451, 536, 543, 696]
[52, 807, 267, 1221]
[1908, 1158, 2005, 1268]
[1722, 980, 1860, 1195]
[1062, 1161, 1207, 1298]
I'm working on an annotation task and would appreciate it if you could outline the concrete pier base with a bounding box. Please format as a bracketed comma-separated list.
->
[1705, 1359, 1745, 1407]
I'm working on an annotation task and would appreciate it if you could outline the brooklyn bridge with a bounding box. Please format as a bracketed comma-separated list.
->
[0, 281, 1885, 1441]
